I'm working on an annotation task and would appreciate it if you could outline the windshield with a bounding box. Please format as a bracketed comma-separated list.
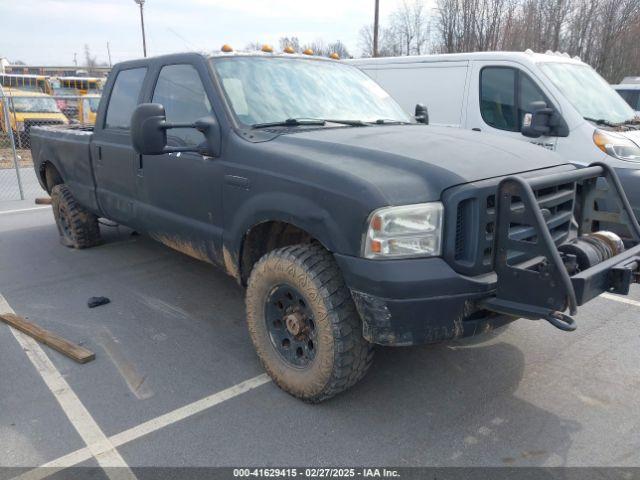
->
[11, 96, 61, 113]
[211, 56, 411, 125]
[539, 62, 636, 124]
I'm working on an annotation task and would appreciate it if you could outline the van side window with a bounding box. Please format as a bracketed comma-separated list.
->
[480, 68, 517, 131]
[105, 68, 147, 130]
[152, 64, 212, 146]
[618, 90, 640, 110]
[518, 73, 549, 128]
[481, 67, 551, 133]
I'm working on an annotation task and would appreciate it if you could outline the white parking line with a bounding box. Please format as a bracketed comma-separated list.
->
[0, 294, 137, 480]
[13, 374, 271, 480]
[0, 206, 50, 215]
[601, 292, 640, 308]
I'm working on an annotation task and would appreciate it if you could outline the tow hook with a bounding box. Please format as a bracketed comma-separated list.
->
[544, 311, 577, 332]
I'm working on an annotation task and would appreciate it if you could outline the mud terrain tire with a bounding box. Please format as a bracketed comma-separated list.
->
[246, 243, 374, 402]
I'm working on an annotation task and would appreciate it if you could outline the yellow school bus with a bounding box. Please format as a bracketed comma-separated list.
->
[0, 73, 50, 94]
[50, 76, 104, 119]
[0, 88, 68, 147]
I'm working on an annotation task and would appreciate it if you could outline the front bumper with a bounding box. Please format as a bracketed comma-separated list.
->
[335, 163, 640, 346]
[334, 255, 511, 346]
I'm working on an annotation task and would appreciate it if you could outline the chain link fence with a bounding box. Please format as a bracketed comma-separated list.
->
[0, 86, 97, 202]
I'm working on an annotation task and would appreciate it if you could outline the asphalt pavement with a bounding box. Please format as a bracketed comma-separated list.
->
[1, 206, 639, 475]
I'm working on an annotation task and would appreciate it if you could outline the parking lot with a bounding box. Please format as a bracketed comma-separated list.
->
[1, 204, 640, 477]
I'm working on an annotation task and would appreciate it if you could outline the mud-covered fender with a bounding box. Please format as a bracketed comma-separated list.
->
[223, 190, 360, 279]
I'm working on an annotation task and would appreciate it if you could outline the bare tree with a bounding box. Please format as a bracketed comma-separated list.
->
[359, 24, 403, 57]
[244, 41, 265, 51]
[84, 44, 98, 75]
[389, 1, 432, 55]
[279, 37, 301, 52]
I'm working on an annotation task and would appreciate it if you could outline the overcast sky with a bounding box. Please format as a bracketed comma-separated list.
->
[1, 0, 425, 66]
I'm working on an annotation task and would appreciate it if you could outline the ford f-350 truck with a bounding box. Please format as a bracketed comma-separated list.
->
[30, 51, 640, 402]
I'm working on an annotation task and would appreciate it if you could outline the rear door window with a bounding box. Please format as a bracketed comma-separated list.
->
[104, 67, 147, 130]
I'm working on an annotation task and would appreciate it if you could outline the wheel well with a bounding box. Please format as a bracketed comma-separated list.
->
[240, 221, 316, 284]
[42, 162, 63, 193]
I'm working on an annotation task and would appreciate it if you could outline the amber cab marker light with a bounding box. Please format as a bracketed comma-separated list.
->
[221, 44, 233, 53]
[303, 48, 314, 55]
[329, 52, 340, 60]
[261, 44, 273, 53]
[283, 46, 295, 54]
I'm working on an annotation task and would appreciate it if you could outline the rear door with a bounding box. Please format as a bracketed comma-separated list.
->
[467, 61, 558, 150]
[91, 66, 147, 225]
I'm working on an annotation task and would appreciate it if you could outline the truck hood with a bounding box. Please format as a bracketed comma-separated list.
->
[272, 125, 571, 203]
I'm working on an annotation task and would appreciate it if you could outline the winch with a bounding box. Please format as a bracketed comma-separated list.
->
[559, 231, 625, 274]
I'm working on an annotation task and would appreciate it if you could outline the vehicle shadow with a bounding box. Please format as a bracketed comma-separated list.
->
[323, 340, 581, 467]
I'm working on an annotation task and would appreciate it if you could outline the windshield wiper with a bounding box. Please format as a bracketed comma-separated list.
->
[373, 119, 410, 125]
[584, 117, 621, 127]
[252, 118, 327, 129]
[251, 118, 373, 129]
[324, 119, 369, 126]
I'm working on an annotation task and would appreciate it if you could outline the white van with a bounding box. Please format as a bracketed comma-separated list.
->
[348, 51, 640, 215]
[614, 78, 640, 115]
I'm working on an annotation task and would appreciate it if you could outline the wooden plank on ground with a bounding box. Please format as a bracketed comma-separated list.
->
[0, 313, 95, 364]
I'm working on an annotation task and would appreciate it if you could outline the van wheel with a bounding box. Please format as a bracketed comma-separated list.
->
[246, 243, 374, 402]
[51, 184, 101, 249]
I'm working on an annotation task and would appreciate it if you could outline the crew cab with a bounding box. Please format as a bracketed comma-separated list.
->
[30, 51, 640, 402]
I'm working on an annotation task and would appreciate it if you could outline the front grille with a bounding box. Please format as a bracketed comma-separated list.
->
[446, 179, 576, 275]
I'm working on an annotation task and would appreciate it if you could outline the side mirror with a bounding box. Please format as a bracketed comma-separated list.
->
[415, 103, 429, 124]
[521, 101, 569, 138]
[131, 103, 221, 156]
[131, 103, 169, 155]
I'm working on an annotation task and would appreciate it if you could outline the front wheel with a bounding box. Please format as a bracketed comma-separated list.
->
[246, 243, 374, 402]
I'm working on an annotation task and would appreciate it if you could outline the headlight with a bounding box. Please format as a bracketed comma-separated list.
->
[593, 129, 640, 162]
[363, 202, 443, 259]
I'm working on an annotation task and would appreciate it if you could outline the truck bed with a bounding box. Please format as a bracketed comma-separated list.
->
[30, 124, 99, 214]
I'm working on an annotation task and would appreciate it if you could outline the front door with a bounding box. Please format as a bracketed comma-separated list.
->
[467, 61, 558, 151]
[136, 62, 224, 265]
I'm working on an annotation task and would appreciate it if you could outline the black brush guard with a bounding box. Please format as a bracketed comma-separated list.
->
[480, 162, 640, 331]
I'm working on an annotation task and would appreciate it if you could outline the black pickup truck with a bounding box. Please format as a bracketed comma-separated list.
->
[30, 51, 640, 402]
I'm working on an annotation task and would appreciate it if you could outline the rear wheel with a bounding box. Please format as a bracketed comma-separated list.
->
[51, 184, 101, 248]
[246, 243, 374, 402]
